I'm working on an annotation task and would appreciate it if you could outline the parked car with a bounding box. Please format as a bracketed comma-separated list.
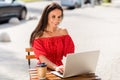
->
[84, 0, 102, 5]
[61, 0, 82, 9]
[61, 0, 102, 9]
[0, 0, 27, 22]
[94, 0, 102, 5]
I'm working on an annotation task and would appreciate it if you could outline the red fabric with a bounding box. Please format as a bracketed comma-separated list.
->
[32, 35, 75, 66]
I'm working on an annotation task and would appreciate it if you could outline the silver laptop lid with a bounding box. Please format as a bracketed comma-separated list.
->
[63, 50, 100, 78]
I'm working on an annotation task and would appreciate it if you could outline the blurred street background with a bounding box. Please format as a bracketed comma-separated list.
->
[0, 0, 120, 80]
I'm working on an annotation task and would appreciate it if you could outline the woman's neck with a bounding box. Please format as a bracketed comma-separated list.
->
[45, 26, 58, 33]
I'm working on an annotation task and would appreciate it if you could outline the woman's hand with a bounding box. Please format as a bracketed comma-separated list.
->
[55, 65, 64, 73]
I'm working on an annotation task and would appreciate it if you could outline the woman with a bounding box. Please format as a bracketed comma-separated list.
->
[30, 2, 74, 73]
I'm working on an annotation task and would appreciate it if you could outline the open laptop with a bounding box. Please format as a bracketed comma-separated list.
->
[51, 50, 100, 78]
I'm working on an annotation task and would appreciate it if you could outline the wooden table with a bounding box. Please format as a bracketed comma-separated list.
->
[29, 68, 101, 80]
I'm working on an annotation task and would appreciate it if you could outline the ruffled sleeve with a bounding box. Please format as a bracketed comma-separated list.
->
[32, 39, 47, 60]
[64, 35, 75, 56]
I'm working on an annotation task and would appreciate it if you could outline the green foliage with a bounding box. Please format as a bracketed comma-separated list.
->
[103, 0, 109, 3]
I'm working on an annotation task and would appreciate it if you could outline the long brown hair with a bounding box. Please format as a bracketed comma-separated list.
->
[30, 2, 63, 46]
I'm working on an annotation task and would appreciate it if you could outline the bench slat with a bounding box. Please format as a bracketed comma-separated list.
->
[26, 55, 36, 59]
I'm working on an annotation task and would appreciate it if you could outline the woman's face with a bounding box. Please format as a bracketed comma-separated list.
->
[48, 9, 62, 28]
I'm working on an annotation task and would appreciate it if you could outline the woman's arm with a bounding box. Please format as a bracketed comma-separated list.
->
[39, 55, 64, 73]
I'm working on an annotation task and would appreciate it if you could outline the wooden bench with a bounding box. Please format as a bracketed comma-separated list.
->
[25, 48, 36, 68]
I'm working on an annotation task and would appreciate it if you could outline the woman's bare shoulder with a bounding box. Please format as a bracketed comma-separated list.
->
[35, 36, 40, 39]
[58, 27, 68, 35]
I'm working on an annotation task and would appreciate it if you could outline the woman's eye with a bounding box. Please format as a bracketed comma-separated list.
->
[52, 16, 55, 18]
[58, 16, 61, 19]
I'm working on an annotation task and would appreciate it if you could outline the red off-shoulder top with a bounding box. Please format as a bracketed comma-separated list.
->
[32, 35, 75, 66]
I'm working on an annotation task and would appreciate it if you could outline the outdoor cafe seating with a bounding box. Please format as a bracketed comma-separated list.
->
[25, 48, 101, 80]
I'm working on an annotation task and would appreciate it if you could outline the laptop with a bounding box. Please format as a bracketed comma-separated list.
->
[51, 50, 100, 78]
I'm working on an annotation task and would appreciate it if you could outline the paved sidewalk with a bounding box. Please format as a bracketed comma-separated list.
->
[0, 47, 29, 80]
[0, 19, 38, 80]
